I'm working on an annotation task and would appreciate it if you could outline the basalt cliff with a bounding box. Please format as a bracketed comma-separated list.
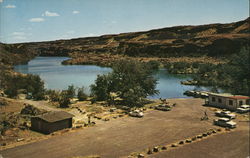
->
[0, 18, 249, 66]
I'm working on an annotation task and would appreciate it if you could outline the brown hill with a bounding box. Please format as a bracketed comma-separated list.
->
[0, 18, 249, 65]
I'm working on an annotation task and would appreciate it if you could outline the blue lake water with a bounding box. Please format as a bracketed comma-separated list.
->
[14, 57, 211, 99]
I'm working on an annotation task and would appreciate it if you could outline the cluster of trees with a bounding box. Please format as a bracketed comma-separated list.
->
[2, 47, 248, 108]
[164, 61, 214, 74]
[1, 74, 45, 100]
[227, 47, 250, 95]
[194, 47, 249, 95]
[146, 60, 161, 70]
[90, 60, 159, 107]
[0, 71, 89, 107]
[46, 85, 88, 108]
[163, 47, 249, 96]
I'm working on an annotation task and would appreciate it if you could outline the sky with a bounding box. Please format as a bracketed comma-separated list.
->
[0, 0, 249, 44]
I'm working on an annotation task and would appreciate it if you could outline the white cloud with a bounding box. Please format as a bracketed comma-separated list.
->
[0, 0, 3, 3]
[72, 10, 80, 14]
[29, 18, 45, 22]
[42, 11, 60, 17]
[5, 5, 16, 8]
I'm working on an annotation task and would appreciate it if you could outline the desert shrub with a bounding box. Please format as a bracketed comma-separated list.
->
[46, 90, 61, 102]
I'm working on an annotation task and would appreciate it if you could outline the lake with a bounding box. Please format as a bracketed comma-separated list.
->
[14, 57, 211, 99]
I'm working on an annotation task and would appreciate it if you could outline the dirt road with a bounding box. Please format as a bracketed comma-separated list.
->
[21, 99, 60, 111]
[0, 98, 249, 158]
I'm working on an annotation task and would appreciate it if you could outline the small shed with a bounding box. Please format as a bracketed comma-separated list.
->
[31, 111, 74, 134]
[206, 93, 250, 110]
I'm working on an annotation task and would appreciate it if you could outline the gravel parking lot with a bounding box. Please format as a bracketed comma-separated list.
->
[1, 98, 248, 158]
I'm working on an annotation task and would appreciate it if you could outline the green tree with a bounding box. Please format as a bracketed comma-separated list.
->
[91, 60, 158, 107]
[3, 75, 18, 98]
[77, 87, 88, 101]
[59, 90, 71, 108]
[227, 47, 250, 95]
[58, 85, 77, 108]
[191, 47, 249, 96]
[90, 74, 111, 101]
[27, 74, 45, 100]
[146, 60, 160, 70]
[66, 85, 76, 98]
[46, 90, 61, 102]
[3, 74, 45, 100]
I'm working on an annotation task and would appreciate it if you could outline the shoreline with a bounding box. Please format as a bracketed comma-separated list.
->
[62, 52, 226, 67]
[12, 54, 224, 93]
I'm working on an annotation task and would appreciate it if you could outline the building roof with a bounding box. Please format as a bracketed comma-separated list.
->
[209, 93, 233, 97]
[217, 117, 230, 121]
[35, 111, 74, 123]
[229, 96, 250, 99]
[209, 93, 250, 99]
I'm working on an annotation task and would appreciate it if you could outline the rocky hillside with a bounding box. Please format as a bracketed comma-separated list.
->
[1, 18, 249, 64]
[20, 17, 249, 58]
[0, 43, 37, 72]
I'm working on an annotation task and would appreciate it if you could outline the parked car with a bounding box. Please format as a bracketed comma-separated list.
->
[155, 104, 171, 111]
[213, 118, 236, 128]
[129, 110, 144, 118]
[26, 92, 33, 99]
[236, 105, 250, 113]
[183, 90, 209, 98]
[109, 108, 117, 112]
[215, 110, 236, 119]
[121, 106, 130, 111]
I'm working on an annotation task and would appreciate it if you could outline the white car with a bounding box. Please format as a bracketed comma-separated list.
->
[213, 118, 236, 128]
[215, 110, 236, 119]
[236, 105, 250, 113]
[129, 110, 144, 118]
[155, 104, 171, 111]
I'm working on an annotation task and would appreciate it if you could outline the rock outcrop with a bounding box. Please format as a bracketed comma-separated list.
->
[20, 104, 47, 116]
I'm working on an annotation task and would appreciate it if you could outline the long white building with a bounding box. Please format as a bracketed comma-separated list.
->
[206, 93, 250, 111]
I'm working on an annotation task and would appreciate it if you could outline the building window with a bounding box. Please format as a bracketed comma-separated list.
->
[212, 97, 215, 102]
[239, 101, 243, 106]
[218, 98, 222, 103]
[247, 100, 250, 105]
[229, 100, 233, 106]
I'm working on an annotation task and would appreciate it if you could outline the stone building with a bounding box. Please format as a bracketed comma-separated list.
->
[31, 111, 74, 134]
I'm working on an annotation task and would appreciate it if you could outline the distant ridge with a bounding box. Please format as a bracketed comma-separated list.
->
[0, 18, 249, 65]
